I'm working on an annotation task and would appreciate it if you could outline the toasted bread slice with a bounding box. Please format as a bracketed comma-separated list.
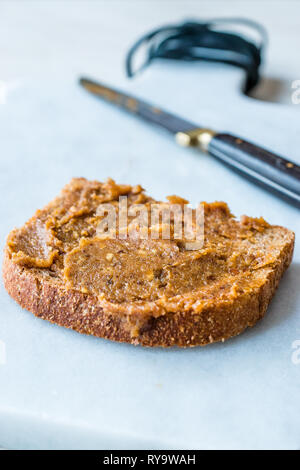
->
[3, 178, 295, 347]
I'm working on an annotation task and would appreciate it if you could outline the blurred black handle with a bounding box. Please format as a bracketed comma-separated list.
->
[208, 133, 300, 206]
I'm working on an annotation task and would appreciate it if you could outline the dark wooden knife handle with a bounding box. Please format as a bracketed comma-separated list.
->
[208, 133, 300, 206]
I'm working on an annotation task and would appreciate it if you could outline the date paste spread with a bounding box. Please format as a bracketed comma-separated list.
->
[7, 178, 284, 337]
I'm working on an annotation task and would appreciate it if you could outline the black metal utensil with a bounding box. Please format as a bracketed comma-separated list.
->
[80, 77, 300, 207]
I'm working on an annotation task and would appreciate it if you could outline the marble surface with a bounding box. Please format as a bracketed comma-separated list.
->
[0, 1, 299, 450]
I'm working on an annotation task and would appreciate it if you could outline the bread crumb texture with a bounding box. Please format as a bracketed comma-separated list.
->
[3, 178, 295, 347]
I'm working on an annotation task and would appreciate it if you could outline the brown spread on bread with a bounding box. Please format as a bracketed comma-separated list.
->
[5, 177, 292, 339]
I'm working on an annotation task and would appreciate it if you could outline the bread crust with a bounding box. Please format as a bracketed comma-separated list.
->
[2, 231, 294, 347]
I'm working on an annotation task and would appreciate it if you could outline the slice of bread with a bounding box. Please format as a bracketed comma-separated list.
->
[3, 178, 295, 347]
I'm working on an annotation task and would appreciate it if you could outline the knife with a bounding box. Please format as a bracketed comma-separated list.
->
[79, 77, 300, 207]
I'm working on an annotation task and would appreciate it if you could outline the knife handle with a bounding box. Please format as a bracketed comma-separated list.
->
[208, 133, 300, 207]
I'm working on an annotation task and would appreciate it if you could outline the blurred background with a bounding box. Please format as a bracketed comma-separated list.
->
[1, 0, 300, 217]
[1, 0, 300, 104]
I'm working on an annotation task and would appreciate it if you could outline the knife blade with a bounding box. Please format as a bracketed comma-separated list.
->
[80, 77, 300, 207]
[80, 77, 197, 133]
